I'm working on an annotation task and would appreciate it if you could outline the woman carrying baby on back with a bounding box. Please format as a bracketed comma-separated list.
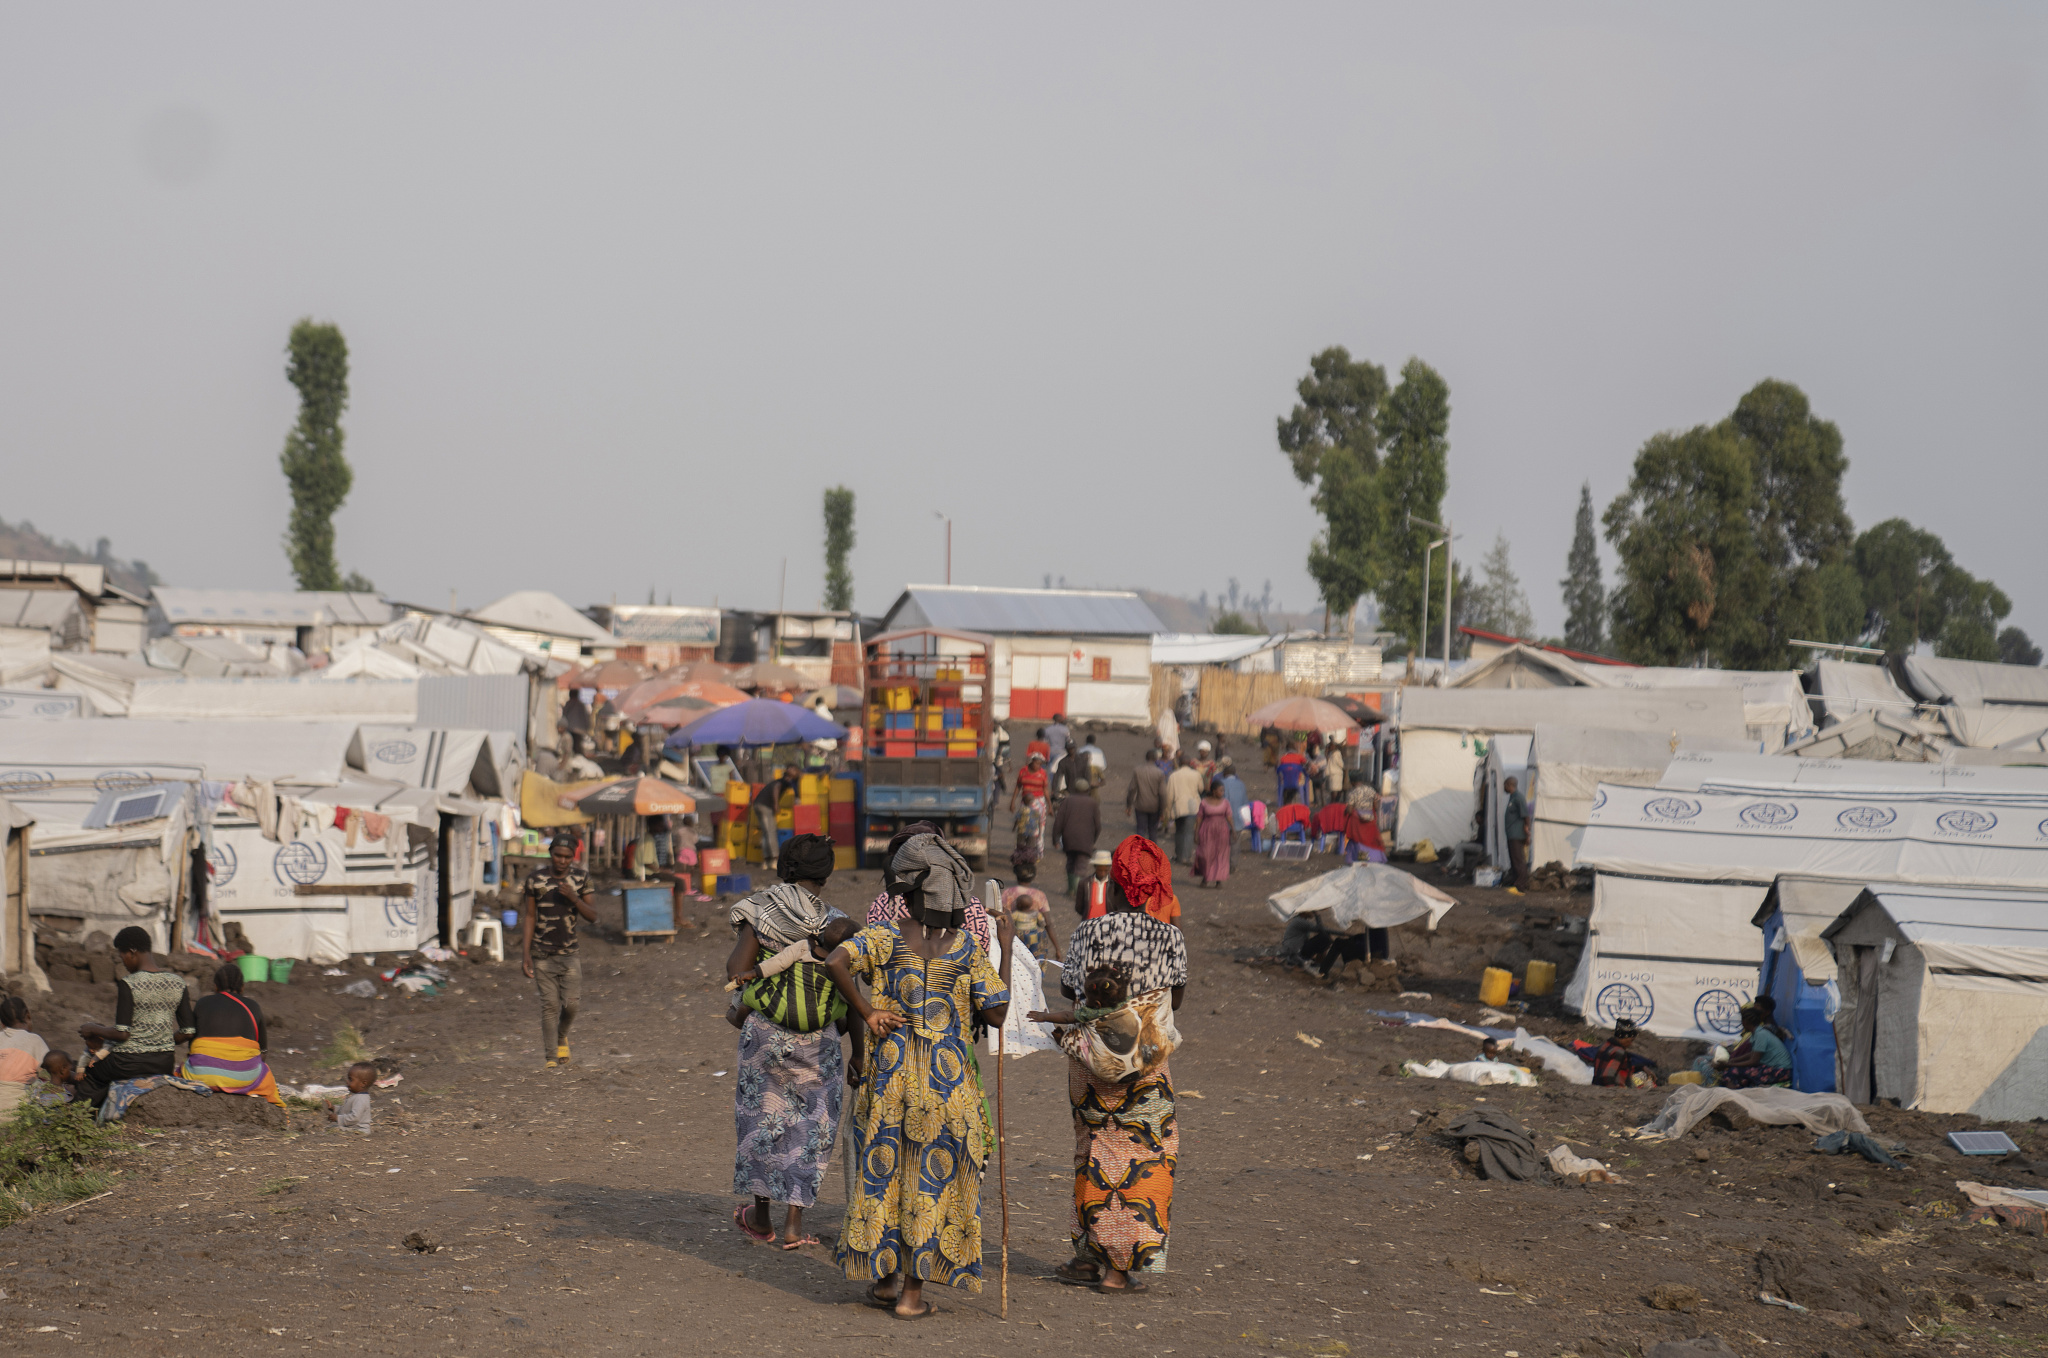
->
[1028, 834, 1188, 1296]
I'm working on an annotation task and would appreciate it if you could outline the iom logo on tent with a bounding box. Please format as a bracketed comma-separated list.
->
[1694, 989, 1747, 1036]
[1836, 805, 1896, 832]
[33, 700, 71, 717]
[373, 739, 418, 763]
[0, 770, 52, 789]
[273, 841, 328, 886]
[1936, 809, 1997, 836]
[207, 843, 237, 886]
[1590, 789, 1608, 812]
[1738, 801, 1797, 828]
[1594, 982, 1654, 1027]
[93, 770, 150, 792]
[1643, 797, 1701, 822]
[385, 891, 420, 929]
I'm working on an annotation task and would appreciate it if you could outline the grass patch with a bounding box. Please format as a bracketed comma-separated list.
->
[0, 1098, 122, 1225]
[321, 1023, 371, 1068]
[260, 1176, 308, 1195]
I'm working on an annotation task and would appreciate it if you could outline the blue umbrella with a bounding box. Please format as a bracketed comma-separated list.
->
[663, 698, 847, 750]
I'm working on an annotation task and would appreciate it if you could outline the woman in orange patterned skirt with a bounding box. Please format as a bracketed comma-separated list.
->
[1047, 837, 1188, 1294]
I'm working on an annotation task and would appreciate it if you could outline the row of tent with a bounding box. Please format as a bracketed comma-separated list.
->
[1565, 753, 2048, 1121]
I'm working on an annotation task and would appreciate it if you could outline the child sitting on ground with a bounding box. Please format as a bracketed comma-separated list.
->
[325, 1062, 377, 1134]
[724, 916, 860, 1030]
[35, 1050, 78, 1103]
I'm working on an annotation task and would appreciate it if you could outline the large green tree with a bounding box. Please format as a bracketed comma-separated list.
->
[1560, 481, 1605, 653]
[1468, 532, 1534, 639]
[822, 486, 855, 612]
[1376, 359, 1453, 652]
[1604, 380, 1857, 668]
[278, 320, 357, 592]
[1853, 518, 2012, 661]
[1277, 347, 1387, 629]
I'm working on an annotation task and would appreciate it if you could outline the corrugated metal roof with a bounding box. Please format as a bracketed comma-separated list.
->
[882, 585, 1165, 637]
[607, 605, 720, 644]
[151, 588, 394, 627]
[1151, 632, 1292, 666]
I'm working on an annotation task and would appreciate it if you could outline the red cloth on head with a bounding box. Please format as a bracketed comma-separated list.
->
[1110, 834, 1180, 926]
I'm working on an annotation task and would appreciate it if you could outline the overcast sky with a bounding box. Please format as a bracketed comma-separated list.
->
[2, 4, 2042, 642]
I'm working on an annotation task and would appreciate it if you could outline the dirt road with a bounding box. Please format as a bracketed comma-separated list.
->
[5, 724, 2044, 1356]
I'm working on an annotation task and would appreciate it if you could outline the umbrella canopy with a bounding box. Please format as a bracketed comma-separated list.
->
[728, 661, 813, 693]
[1248, 695, 1360, 733]
[558, 658, 649, 692]
[1266, 863, 1456, 934]
[664, 697, 847, 749]
[801, 684, 864, 709]
[640, 697, 724, 727]
[567, 776, 697, 816]
[619, 677, 748, 720]
[1323, 693, 1384, 726]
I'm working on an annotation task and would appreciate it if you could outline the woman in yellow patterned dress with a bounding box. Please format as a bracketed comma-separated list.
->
[825, 879, 1009, 1321]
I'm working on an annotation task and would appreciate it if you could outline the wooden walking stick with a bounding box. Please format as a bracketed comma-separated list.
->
[989, 877, 1011, 1319]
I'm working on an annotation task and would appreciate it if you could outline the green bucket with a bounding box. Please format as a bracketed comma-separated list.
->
[267, 958, 295, 984]
[234, 954, 271, 984]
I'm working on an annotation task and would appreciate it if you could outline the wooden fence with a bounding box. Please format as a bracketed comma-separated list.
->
[1195, 669, 1324, 735]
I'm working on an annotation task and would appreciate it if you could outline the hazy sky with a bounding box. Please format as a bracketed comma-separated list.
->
[3, 5, 2043, 642]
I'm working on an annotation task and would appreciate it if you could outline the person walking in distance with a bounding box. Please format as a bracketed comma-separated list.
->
[1051, 773, 1102, 894]
[1125, 747, 1168, 846]
[522, 834, 597, 1067]
[1165, 752, 1203, 865]
[1502, 775, 1531, 895]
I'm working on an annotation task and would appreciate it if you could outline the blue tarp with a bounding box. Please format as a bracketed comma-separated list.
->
[1756, 908, 1838, 1094]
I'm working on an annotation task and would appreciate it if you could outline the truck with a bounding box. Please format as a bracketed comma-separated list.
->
[858, 627, 996, 871]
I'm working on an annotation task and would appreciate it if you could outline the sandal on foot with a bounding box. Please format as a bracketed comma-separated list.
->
[1094, 1279, 1150, 1296]
[892, 1301, 936, 1320]
[733, 1206, 775, 1242]
[865, 1282, 900, 1309]
[780, 1235, 821, 1251]
[1053, 1261, 1101, 1286]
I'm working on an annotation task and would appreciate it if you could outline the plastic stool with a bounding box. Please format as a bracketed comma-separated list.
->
[465, 916, 505, 962]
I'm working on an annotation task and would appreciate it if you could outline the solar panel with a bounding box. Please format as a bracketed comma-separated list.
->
[1947, 1130, 2021, 1156]
[2009, 1190, 2048, 1208]
[108, 789, 170, 825]
[1270, 841, 1311, 862]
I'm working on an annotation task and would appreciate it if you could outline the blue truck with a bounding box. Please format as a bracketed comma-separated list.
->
[859, 627, 996, 872]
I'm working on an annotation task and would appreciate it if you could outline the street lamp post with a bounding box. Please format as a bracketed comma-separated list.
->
[933, 511, 952, 585]
[1407, 513, 1455, 682]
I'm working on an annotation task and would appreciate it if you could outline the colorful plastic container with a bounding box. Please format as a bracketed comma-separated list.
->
[235, 954, 271, 984]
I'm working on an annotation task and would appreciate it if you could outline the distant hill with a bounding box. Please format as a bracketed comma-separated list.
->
[0, 515, 159, 595]
[1134, 588, 1325, 635]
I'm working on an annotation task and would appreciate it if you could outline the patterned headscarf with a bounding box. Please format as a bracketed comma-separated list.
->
[1110, 834, 1179, 924]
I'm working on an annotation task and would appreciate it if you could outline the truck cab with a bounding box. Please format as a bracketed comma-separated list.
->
[860, 627, 995, 871]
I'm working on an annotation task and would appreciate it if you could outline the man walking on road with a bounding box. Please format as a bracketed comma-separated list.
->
[1166, 752, 1203, 865]
[523, 834, 598, 1067]
[1125, 747, 1169, 846]
[1051, 775, 1102, 893]
[1503, 775, 1531, 895]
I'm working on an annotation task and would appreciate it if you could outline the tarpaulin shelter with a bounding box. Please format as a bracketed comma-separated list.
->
[1751, 875, 1864, 1092]
[1527, 725, 1759, 869]
[1567, 775, 2048, 1042]
[1598, 668, 1814, 752]
[1813, 659, 1912, 726]
[1899, 655, 2048, 710]
[1824, 885, 2048, 1120]
[1267, 862, 1457, 935]
[1393, 686, 1749, 855]
[570, 777, 695, 816]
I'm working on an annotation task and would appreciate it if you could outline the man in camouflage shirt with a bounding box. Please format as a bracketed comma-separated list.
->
[522, 835, 597, 1067]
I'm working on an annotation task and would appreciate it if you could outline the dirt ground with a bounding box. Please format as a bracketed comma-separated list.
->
[4, 722, 2047, 1356]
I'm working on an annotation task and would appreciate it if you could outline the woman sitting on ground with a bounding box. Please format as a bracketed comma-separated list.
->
[0, 995, 50, 1065]
[179, 963, 285, 1107]
[1589, 1018, 1658, 1088]
[1716, 1006, 1792, 1089]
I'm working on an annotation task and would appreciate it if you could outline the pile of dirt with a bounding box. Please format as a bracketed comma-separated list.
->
[121, 1085, 290, 1131]
[1754, 1243, 1939, 1333]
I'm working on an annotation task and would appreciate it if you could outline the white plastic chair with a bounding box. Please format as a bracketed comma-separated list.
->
[465, 916, 505, 962]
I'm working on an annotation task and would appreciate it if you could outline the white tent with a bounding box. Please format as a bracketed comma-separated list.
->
[1825, 885, 2048, 1121]
[350, 726, 492, 796]
[1567, 779, 2048, 1041]
[127, 677, 417, 723]
[1526, 725, 1753, 870]
[1900, 655, 2048, 710]
[1813, 659, 1911, 725]
[1267, 862, 1458, 934]
[1393, 686, 1749, 853]
[1656, 748, 2048, 800]
[1598, 668, 1813, 752]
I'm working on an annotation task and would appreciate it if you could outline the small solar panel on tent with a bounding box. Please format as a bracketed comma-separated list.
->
[1947, 1130, 2020, 1156]
[1270, 841, 1311, 862]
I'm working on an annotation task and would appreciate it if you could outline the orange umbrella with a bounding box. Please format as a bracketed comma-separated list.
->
[565, 776, 696, 816]
[1247, 695, 1359, 733]
[619, 677, 748, 720]
[641, 695, 727, 727]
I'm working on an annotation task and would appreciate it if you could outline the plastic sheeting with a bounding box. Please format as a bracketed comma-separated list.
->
[1901, 655, 2048, 709]
[1598, 668, 1812, 751]
[1566, 873, 1768, 1040]
[1813, 659, 1911, 724]
[351, 726, 488, 796]
[1267, 862, 1458, 934]
[127, 678, 417, 723]
[1752, 875, 1862, 1092]
[1635, 1086, 1869, 1140]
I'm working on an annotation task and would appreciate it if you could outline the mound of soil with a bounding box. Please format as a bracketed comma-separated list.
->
[122, 1085, 288, 1130]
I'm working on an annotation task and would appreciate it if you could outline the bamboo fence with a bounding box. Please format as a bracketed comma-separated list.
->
[1195, 669, 1325, 735]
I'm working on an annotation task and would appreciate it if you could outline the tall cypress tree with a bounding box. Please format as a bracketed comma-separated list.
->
[279, 320, 354, 592]
[822, 486, 856, 612]
[1376, 359, 1452, 653]
[1560, 481, 1605, 652]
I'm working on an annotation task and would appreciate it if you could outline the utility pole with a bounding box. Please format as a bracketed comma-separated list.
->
[776, 557, 787, 662]
[933, 511, 952, 585]
[1408, 514, 1456, 683]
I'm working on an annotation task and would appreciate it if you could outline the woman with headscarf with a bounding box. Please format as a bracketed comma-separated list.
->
[825, 832, 1010, 1320]
[1009, 751, 1049, 866]
[1038, 833, 1189, 1294]
[726, 833, 857, 1250]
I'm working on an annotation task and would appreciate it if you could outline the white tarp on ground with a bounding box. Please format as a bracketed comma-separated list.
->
[1394, 687, 1749, 852]
[1900, 655, 2048, 710]
[1566, 779, 2048, 1040]
[1597, 668, 1813, 751]
[1814, 659, 1911, 724]
[1825, 885, 2048, 1121]
[1268, 862, 1458, 933]
[127, 677, 417, 723]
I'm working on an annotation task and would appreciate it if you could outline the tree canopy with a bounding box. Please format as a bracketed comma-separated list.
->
[822, 486, 855, 612]
[1853, 518, 2011, 661]
[1373, 359, 1453, 652]
[1560, 481, 1605, 653]
[1467, 532, 1534, 640]
[1278, 347, 1387, 628]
